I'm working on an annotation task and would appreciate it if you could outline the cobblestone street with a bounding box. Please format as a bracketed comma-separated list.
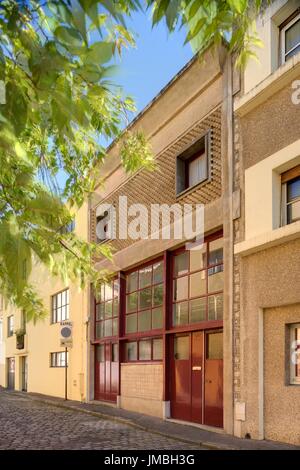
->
[0, 391, 201, 450]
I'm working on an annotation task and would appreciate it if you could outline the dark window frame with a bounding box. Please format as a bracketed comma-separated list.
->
[51, 288, 69, 324]
[95, 278, 119, 340]
[176, 131, 211, 197]
[125, 257, 164, 337]
[7, 315, 14, 337]
[171, 234, 223, 328]
[50, 351, 68, 368]
[280, 9, 300, 63]
[124, 336, 163, 363]
[281, 165, 300, 226]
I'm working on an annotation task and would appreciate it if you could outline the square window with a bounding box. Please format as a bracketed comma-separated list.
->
[153, 262, 163, 284]
[190, 297, 206, 323]
[153, 338, 163, 360]
[173, 276, 188, 301]
[138, 310, 151, 332]
[139, 339, 151, 360]
[153, 284, 163, 306]
[281, 168, 300, 225]
[152, 307, 163, 329]
[126, 342, 137, 361]
[176, 134, 210, 195]
[139, 287, 152, 310]
[125, 314, 137, 334]
[139, 266, 152, 289]
[173, 302, 189, 326]
[174, 252, 188, 277]
[126, 271, 138, 293]
[208, 294, 223, 321]
[190, 271, 206, 298]
[126, 292, 137, 313]
[281, 14, 300, 63]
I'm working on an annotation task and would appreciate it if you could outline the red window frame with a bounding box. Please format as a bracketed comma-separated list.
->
[171, 233, 223, 330]
[124, 336, 163, 363]
[95, 278, 119, 341]
[124, 257, 164, 337]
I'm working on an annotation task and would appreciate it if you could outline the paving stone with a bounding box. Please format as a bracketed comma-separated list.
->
[0, 391, 199, 450]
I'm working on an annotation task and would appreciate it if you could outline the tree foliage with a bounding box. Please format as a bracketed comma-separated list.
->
[0, 0, 150, 321]
[147, 0, 272, 67]
[0, 0, 273, 322]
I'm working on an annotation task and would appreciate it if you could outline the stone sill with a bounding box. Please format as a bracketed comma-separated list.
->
[234, 52, 300, 116]
[234, 221, 300, 257]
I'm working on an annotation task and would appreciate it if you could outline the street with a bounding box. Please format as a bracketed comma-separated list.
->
[0, 391, 200, 450]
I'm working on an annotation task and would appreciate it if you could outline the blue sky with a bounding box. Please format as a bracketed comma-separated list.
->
[114, 10, 194, 118]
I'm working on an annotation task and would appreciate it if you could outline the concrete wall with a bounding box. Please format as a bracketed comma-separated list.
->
[238, 240, 300, 444]
[264, 304, 300, 445]
[234, 69, 300, 443]
[120, 363, 163, 418]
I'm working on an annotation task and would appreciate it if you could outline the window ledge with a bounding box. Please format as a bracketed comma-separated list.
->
[235, 51, 300, 117]
[234, 221, 300, 257]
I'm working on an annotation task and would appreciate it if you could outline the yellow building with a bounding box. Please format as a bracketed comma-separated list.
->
[0, 203, 89, 401]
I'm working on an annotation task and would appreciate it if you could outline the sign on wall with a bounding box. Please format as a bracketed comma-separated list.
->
[60, 321, 73, 347]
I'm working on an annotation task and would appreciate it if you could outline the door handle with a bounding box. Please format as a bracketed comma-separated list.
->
[192, 366, 202, 371]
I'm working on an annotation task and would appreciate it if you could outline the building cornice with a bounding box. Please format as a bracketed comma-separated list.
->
[234, 53, 300, 117]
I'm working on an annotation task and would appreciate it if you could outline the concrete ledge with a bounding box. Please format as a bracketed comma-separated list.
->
[235, 222, 300, 257]
[235, 53, 300, 116]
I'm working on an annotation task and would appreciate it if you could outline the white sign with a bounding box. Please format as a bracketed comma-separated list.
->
[60, 321, 73, 347]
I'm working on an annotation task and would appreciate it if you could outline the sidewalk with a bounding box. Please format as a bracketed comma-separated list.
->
[2, 388, 299, 450]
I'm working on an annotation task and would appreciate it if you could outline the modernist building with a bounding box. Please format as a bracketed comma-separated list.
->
[88, 48, 238, 434]
[0, 0, 299, 447]
[233, 0, 300, 445]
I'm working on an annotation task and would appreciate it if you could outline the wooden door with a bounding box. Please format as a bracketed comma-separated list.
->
[95, 342, 118, 402]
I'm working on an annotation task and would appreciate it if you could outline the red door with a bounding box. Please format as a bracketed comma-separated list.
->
[95, 342, 118, 402]
[171, 330, 223, 427]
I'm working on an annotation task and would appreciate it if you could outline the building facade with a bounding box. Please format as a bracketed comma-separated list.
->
[0, 0, 300, 447]
[0, 203, 89, 401]
[88, 49, 238, 434]
[233, 0, 300, 445]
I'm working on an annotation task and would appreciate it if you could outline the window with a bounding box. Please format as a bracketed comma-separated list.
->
[289, 323, 300, 385]
[176, 133, 210, 196]
[172, 236, 223, 327]
[7, 316, 14, 337]
[51, 289, 69, 323]
[50, 351, 68, 367]
[125, 260, 164, 334]
[95, 279, 119, 339]
[281, 12, 300, 63]
[124, 337, 163, 362]
[281, 165, 300, 225]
